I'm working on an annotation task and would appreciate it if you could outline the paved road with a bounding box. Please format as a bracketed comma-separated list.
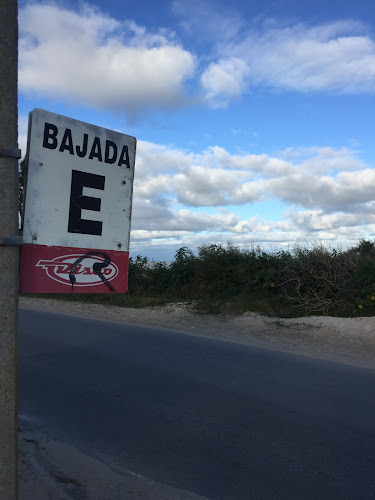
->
[19, 308, 375, 499]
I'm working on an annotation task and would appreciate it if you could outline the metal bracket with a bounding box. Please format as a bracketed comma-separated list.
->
[0, 146, 22, 159]
[0, 236, 23, 246]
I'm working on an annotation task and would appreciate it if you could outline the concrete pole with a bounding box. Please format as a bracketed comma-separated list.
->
[0, 0, 19, 498]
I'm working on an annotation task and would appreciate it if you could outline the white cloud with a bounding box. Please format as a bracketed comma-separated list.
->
[19, 3, 375, 115]
[289, 209, 375, 232]
[267, 168, 375, 212]
[120, 139, 375, 256]
[19, 3, 195, 116]
[134, 142, 372, 211]
[280, 146, 366, 173]
[201, 20, 375, 104]
[200, 58, 249, 107]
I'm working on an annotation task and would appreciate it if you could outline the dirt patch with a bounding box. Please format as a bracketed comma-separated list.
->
[19, 297, 375, 370]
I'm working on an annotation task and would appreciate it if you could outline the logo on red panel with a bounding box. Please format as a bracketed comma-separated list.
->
[36, 253, 119, 287]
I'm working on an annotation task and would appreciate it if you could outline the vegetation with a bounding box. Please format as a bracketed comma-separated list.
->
[23, 240, 375, 318]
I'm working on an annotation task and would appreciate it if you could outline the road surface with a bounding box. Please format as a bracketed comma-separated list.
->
[19, 308, 375, 499]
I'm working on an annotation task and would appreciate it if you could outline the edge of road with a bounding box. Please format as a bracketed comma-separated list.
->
[19, 296, 375, 371]
[19, 415, 207, 500]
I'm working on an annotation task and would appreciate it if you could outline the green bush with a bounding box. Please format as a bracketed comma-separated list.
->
[25, 239, 375, 317]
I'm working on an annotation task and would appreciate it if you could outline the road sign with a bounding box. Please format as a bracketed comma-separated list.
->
[19, 109, 136, 293]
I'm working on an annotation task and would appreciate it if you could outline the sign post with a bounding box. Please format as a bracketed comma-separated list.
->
[20, 109, 136, 293]
[0, 0, 19, 497]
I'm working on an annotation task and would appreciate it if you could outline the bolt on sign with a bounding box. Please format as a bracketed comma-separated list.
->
[19, 109, 136, 293]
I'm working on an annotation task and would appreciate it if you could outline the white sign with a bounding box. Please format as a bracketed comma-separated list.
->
[20, 109, 136, 293]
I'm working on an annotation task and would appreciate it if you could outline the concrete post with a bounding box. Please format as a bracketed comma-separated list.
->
[0, 0, 19, 498]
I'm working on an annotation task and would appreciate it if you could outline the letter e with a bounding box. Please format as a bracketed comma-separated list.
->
[68, 170, 105, 236]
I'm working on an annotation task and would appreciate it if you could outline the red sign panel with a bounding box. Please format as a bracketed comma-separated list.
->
[20, 244, 129, 293]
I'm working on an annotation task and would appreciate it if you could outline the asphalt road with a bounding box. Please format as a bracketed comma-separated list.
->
[18, 308, 375, 499]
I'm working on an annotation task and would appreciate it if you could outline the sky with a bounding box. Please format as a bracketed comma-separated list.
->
[17, 0, 375, 261]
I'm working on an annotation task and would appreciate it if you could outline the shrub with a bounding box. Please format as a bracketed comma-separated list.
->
[27, 239, 375, 317]
[275, 243, 356, 315]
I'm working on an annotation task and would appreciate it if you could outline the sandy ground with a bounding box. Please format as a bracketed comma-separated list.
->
[20, 296, 375, 369]
[18, 297, 375, 499]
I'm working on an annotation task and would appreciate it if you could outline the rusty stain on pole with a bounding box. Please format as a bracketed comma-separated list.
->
[0, 0, 19, 498]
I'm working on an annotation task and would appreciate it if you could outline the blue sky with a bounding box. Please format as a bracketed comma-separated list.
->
[18, 0, 375, 260]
